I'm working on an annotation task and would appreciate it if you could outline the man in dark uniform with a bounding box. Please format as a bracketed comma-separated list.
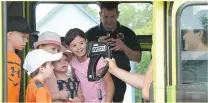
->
[86, 2, 142, 102]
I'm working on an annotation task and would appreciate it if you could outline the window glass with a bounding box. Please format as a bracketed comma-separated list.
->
[180, 5, 208, 83]
[35, 3, 152, 36]
[177, 4, 208, 102]
[118, 3, 152, 35]
[36, 4, 100, 36]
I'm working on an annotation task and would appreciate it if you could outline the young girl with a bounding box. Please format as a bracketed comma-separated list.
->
[53, 52, 84, 103]
[64, 28, 114, 102]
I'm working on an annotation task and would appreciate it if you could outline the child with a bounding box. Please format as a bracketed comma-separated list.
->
[53, 52, 84, 103]
[64, 28, 114, 102]
[23, 49, 62, 102]
[33, 31, 65, 53]
[33, 31, 70, 101]
[7, 16, 39, 102]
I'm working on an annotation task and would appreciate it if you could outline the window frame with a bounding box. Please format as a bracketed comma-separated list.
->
[176, 1, 208, 85]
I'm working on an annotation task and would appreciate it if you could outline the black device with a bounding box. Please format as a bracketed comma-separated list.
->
[106, 30, 124, 39]
[106, 30, 117, 39]
[98, 89, 102, 100]
[105, 30, 124, 50]
[87, 41, 112, 81]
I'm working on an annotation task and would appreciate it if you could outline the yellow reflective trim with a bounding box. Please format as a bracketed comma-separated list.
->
[167, 85, 176, 103]
[152, 1, 165, 103]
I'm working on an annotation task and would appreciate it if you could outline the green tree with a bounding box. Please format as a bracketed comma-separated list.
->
[82, 4, 100, 20]
[118, 3, 152, 35]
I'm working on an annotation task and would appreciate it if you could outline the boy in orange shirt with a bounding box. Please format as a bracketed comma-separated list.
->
[33, 31, 70, 101]
[23, 49, 62, 102]
[7, 16, 39, 102]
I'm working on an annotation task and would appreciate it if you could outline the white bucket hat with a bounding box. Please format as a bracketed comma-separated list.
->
[33, 31, 66, 51]
[23, 49, 62, 75]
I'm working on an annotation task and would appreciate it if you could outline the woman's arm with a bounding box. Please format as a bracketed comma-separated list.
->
[142, 60, 153, 100]
[108, 61, 145, 89]
[106, 58, 153, 101]
[103, 72, 114, 102]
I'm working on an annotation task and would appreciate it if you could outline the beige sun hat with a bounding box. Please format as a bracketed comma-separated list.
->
[34, 31, 66, 51]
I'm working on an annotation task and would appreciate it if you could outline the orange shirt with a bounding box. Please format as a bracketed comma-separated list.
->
[26, 78, 52, 103]
[7, 52, 21, 102]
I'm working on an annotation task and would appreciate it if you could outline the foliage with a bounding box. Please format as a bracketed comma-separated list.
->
[200, 14, 208, 28]
[118, 3, 152, 35]
[82, 4, 100, 20]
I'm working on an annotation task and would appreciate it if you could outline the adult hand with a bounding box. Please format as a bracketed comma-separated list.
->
[110, 39, 127, 51]
[98, 36, 114, 44]
[105, 58, 118, 72]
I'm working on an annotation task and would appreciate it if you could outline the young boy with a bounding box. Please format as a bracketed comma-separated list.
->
[23, 49, 62, 102]
[53, 52, 84, 103]
[7, 16, 39, 102]
[33, 31, 70, 101]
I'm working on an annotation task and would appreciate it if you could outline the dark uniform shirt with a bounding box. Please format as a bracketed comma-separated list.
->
[86, 22, 141, 102]
[86, 22, 141, 71]
[57, 77, 79, 99]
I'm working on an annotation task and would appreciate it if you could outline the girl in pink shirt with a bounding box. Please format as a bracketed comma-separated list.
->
[64, 28, 114, 102]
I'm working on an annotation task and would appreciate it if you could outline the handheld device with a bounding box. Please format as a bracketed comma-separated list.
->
[87, 41, 112, 81]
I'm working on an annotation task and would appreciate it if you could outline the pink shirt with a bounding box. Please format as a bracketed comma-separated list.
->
[71, 57, 107, 102]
